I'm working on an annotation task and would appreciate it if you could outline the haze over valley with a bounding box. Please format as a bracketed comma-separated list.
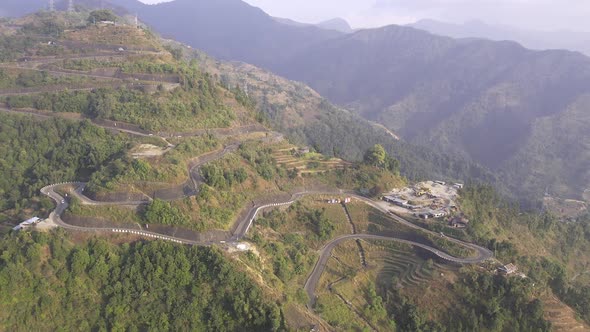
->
[0, 1, 589, 331]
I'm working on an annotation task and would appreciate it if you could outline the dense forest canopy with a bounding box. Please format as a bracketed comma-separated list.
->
[0, 113, 129, 214]
[0, 231, 284, 331]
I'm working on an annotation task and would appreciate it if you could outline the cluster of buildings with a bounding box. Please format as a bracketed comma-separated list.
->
[382, 180, 470, 229]
[382, 195, 417, 210]
[418, 211, 448, 219]
[383, 195, 448, 219]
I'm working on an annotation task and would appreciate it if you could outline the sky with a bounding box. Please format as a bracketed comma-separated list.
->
[138, 0, 590, 32]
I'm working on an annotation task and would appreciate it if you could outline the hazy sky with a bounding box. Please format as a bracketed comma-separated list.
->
[138, 0, 590, 32]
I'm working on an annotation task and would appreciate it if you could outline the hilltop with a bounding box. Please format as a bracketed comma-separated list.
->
[410, 18, 590, 57]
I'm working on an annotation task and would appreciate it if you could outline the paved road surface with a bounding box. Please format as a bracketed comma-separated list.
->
[26, 111, 493, 312]
[42, 182, 494, 308]
[303, 233, 493, 308]
[43, 185, 495, 311]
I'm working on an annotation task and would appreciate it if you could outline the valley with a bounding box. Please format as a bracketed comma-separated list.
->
[103, 0, 590, 204]
[0, 5, 589, 332]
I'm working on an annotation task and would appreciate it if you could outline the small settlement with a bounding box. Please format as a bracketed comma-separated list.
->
[381, 181, 469, 229]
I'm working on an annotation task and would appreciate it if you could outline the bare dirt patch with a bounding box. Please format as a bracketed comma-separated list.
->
[131, 144, 172, 158]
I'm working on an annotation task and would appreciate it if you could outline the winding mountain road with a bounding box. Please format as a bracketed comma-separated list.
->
[26, 110, 492, 312]
[43, 180, 493, 310]
[1, 45, 496, 319]
[303, 233, 493, 308]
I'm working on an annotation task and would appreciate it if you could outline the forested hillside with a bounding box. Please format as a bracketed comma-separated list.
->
[0, 231, 283, 331]
[4, 0, 572, 203]
[190, 48, 497, 186]
[82, 0, 590, 203]
[0, 114, 129, 214]
[1, 7, 589, 332]
[279, 25, 590, 201]
[458, 184, 590, 324]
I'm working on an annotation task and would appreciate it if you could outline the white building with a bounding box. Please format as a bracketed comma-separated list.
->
[13, 217, 41, 231]
[383, 195, 408, 207]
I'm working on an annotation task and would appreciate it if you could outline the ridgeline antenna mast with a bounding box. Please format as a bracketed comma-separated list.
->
[49, 0, 55, 11]
[67, 0, 74, 13]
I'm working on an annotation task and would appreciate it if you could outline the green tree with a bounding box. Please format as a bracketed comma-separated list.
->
[364, 144, 387, 167]
[143, 199, 188, 226]
[307, 209, 335, 240]
[87, 10, 117, 24]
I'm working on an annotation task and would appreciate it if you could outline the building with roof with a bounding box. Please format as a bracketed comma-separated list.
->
[449, 216, 469, 228]
[383, 195, 408, 207]
[13, 217, 41, 231]
[499, 263, 518, 275]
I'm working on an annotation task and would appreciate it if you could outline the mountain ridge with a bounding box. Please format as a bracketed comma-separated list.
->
[2, 0, 587, 201]
[276, 23, 590, 200]
[410, 18, 590, 56]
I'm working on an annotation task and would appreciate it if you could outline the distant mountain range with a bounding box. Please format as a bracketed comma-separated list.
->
[131, 0, 342, 70]
[410, 19, 590, 57]
[2, 0, 588, 201]
[274, 17, 354, 34]
[409, 20, 590, 55]
[279, 25, 590, 199]
[128, 0, 590, 200]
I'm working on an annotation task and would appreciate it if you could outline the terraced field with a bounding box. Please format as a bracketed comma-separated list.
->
[273, 148, 350, 175]
[371, 245, 454, 289]
[313, 237, 460, 331]
[543, 294, 590, 332]
[315, 240, 377, 331]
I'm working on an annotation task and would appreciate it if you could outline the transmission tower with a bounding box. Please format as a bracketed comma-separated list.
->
[67, 0, 74, 13]
[49, 0, 55, 12]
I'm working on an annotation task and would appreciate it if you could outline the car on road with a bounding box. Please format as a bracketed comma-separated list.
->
[61, 200, 65, 204]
